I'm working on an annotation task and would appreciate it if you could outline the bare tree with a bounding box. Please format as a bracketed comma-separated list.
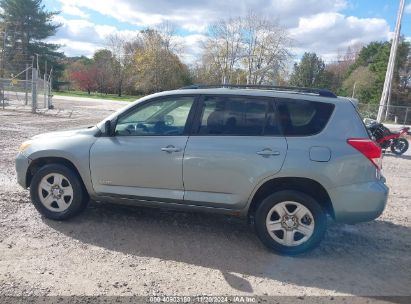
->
[199, 12, 291, 85]
[243, 12, 291, 85]
[93, 49, 114, 94]
[203, 17, 243, 84]
[106, 33, 136, 96]
[155, 22, 182, 54]
[326, 44, 363, 91]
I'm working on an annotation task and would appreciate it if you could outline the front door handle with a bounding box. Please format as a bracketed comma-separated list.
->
[256, 149, 281, 157]
[161, 145, 182, 153]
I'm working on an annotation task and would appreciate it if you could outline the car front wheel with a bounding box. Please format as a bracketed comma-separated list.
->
[30, 164, 88, 220]
[254, 190, 326, 255]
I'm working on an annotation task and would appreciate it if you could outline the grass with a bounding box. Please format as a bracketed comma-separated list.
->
[53, 90, 142, 102]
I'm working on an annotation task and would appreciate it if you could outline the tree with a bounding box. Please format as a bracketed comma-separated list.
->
[289, 52, 329, 88]
[398, 45, 410, 91]
[133, 29, 190, 94]
[391, 40, 410, 112]
[106, 33, 136, 97]
[62, 46, 139, 96]
[242, 12, 290, 85]
[204, 17, 243, 84]
[0, 0, 62, 78]
[342, 66, 377, 101]
[200, 12, 291, 85]
[69, 59, 98, 94]
[325, 44, 362, 93]
[342, 40, 410, 104]
[93, 49, 114, 94]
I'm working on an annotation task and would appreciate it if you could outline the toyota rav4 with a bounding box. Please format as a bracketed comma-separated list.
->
[15, 85, 389, 255]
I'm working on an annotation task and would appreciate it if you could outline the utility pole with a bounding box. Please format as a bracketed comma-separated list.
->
[377, 0, 406, 122]
[384, 81, 393, 121]
[384, 24, 402, 121]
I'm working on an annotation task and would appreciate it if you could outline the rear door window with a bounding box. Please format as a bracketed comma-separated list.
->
[277, 99, 334, 136]
[196, 95, 280, 136]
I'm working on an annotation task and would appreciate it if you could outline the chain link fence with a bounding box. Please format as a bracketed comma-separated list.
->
[358, 103, 411, 125]
[1, 67, 51, 112]
[1, 78, 32, 107]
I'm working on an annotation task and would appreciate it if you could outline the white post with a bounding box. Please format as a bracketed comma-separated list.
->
[48, 74, 52, 109]
[352, 82, 357, 98]
[25, 64, 29, 105]
[43, 73, 47, 108]
[384, 81, 393, 121]
[31, 67, 37, 113]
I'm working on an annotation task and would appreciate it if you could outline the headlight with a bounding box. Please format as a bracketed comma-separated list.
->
[18, 141, 32, 152]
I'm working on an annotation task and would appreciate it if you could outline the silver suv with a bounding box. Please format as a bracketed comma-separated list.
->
[15, 86, 389, 255]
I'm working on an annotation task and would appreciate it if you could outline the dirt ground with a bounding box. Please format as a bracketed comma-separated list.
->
[0, 97, 410, 298]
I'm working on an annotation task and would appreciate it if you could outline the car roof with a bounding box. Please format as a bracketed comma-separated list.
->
[149, 88, 346, 104]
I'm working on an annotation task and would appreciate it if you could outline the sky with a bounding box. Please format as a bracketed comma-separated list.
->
[42, 0, 411, 64]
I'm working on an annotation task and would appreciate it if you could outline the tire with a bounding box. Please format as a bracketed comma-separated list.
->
[254, 190, 326, 255]
[390, 138, 409, 155]
[30, 164, 88, 220]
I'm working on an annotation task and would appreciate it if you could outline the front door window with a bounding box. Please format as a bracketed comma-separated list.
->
[115, 96, 195, 136]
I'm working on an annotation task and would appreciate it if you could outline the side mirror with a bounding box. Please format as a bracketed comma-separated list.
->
[104, 120, 113, 136]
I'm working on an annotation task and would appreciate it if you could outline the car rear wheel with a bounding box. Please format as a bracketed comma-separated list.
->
[30, 164, 88, 220]
[254, 190, 326, 255]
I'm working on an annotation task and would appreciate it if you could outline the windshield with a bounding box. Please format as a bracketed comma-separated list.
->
[95, 95, 153, 132]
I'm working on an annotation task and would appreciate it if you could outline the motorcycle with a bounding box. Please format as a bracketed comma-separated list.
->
[365, 120, 410, 155]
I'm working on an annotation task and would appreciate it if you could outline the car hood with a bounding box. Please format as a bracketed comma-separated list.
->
[32, 126, 99, 140]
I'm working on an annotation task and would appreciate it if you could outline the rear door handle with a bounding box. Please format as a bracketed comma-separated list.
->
[161, 145, 182, 153]
[256, 149, 280, 157]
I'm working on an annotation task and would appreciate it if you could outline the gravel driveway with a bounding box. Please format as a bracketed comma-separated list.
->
[0, 97, 410, 298]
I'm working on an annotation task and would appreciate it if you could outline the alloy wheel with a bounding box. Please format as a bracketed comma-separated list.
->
[265, 201, 315, 246]
[38, 173, 74, 212]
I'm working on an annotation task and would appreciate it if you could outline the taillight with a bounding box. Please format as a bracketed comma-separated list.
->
[347, 138, 382, 170]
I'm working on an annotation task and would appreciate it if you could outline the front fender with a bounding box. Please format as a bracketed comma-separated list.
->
[24, 132, 97, 196]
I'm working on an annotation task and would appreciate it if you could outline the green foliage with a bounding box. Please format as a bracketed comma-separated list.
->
[133, 29, 191, 94]
[0, 0, 63, 82]
[343, 40, 410, 104]
[287, 41, 409, 105]
[342, 66, 377, 101]
[289, 52, 330, 88]
[93, 49, 114, 94]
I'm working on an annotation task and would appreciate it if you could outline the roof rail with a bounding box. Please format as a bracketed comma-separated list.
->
[179, 84, 337, 98]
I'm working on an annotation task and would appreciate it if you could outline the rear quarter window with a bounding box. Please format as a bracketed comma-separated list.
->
[277, 98, 335, 136]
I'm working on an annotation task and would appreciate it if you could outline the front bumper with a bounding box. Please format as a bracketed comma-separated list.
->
[329, 180, 389, 224]
[15, 153, 31, 188]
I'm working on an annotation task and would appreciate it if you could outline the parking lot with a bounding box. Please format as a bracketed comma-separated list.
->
[0, 97, 410, 298]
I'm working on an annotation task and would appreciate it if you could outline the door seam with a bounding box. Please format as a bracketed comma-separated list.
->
[182, 136, 190, 201]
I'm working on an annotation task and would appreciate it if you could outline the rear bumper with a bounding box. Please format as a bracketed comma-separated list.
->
[329, 180, 389, 223]
[15, 153, 31, 188]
